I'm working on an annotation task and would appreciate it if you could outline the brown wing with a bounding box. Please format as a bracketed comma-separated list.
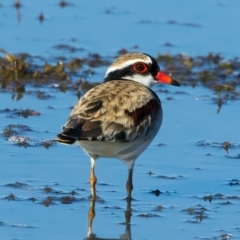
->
[56, 80, 161, 144]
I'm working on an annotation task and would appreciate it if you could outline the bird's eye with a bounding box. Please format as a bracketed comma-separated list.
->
[133, 62, 148, 74]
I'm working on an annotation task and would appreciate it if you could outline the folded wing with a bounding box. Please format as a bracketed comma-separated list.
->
[56, 80, 161, 144]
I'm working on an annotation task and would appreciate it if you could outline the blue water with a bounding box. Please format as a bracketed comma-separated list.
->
[0, 0, 240, 58]
[1, 84, 240, 239]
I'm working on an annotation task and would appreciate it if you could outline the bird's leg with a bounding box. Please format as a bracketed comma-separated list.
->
[126, 168, 133, 199]
[126, 162, 135, 199]
[125, 195, 132, 223]
[90, 157, 97, 199]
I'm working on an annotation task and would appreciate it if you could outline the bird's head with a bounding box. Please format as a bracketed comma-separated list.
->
[104, 52, 180, 88]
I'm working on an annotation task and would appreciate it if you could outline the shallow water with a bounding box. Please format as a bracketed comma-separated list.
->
[0, 1, 240, 240]
[1, 85, 240, 239]
[1, 0, 240, 57]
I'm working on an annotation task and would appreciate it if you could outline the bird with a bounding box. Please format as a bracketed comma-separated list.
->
[56, 52, 180, 199]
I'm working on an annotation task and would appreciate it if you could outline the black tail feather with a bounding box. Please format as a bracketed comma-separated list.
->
[56, 133, 76, 145]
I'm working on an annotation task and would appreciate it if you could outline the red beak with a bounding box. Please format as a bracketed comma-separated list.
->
[155, 71, 180, 86]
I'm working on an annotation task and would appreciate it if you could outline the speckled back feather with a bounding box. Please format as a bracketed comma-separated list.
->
[57, 80, 162, 144]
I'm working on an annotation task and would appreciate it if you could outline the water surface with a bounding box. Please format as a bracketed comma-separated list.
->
[0, 1, 240, 239]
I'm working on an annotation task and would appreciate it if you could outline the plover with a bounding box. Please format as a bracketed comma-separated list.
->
[57, 52, 180, 199]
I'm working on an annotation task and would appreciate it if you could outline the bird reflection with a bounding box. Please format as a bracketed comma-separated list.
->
[84, 190, 132, 240]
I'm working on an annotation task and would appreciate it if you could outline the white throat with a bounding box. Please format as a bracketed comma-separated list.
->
[122, 74, 156, 88]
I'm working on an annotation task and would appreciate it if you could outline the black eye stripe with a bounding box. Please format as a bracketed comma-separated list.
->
[104, 58, 159, 82]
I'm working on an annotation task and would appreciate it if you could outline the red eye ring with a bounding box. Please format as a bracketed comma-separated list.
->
[133, 62, 148, 74]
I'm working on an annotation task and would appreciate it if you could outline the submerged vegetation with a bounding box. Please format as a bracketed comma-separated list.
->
[0, 47, 239, 149]
[0, 46, 239, 151]
[1, 124, 56, 148]
[0, 47, 239, 107]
